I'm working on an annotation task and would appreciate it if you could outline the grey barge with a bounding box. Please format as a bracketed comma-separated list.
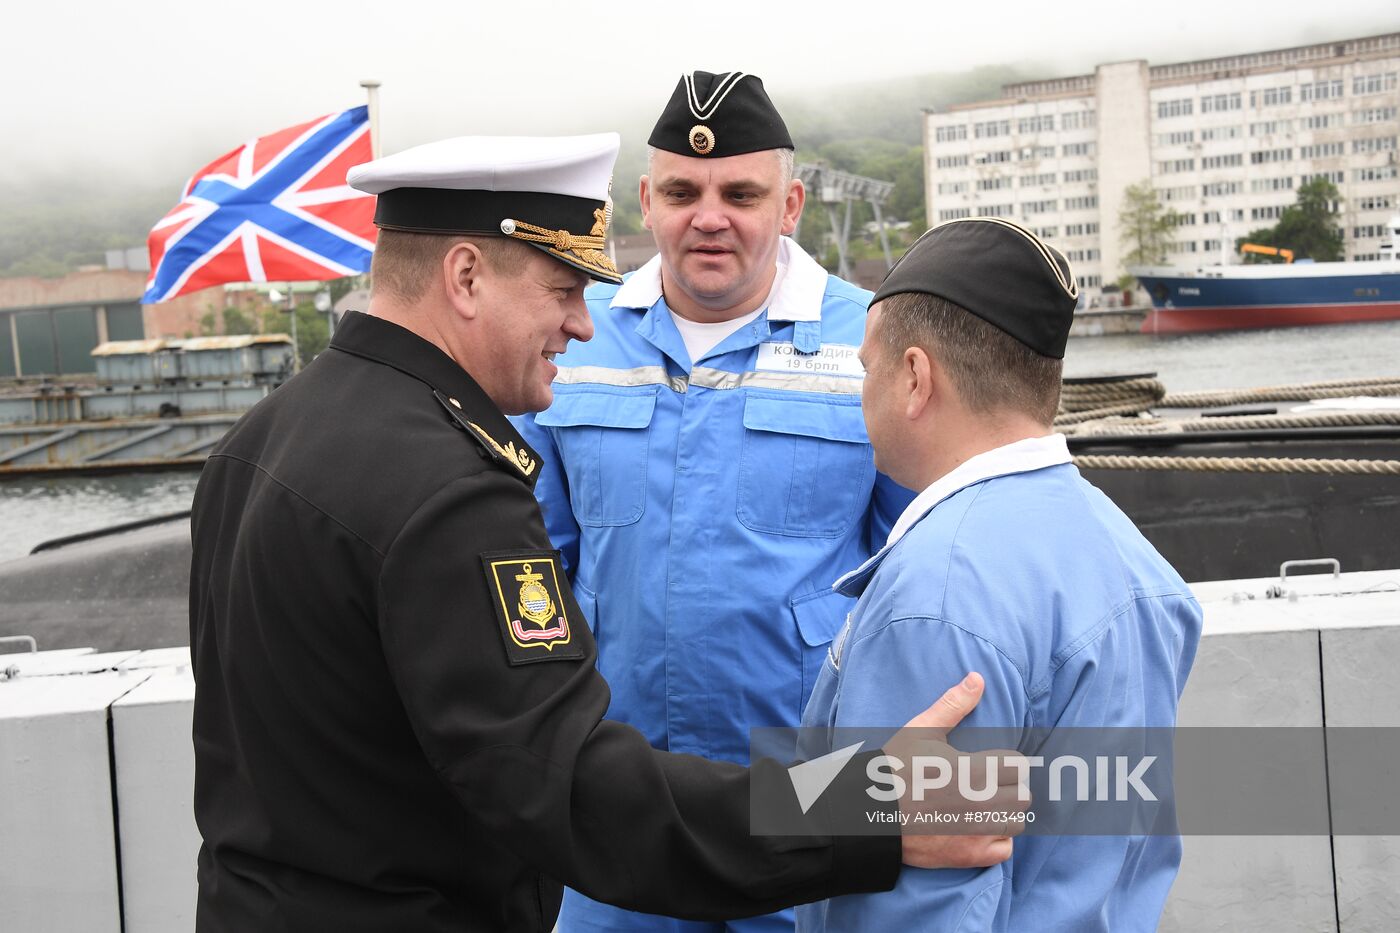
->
[0, 335, 292, 476]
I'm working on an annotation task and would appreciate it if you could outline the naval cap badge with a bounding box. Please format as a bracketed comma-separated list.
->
[689, 124, 715, 156]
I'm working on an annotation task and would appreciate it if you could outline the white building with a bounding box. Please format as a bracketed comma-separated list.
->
[923, 33, 1400, 302]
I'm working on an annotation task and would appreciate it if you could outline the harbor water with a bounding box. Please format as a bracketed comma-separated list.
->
[3, 320, 1399, 563]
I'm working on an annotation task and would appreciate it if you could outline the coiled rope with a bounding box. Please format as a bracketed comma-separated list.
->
[1055, 377, 1165, 426]
[1061, 374, 1400, 474]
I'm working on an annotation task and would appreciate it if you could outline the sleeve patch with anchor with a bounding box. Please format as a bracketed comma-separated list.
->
[481, 550, 585, 665]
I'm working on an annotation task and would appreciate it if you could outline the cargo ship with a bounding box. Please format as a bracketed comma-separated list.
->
[1132, 214, 1400, 334]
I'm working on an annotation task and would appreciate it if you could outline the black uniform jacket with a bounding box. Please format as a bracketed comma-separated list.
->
[189, 311, 899, 932]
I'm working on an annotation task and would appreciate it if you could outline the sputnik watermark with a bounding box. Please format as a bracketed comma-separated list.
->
[759, 726, 1400, 836]
[865, 754, 1158, 803]
[784, 742, 1155, 816]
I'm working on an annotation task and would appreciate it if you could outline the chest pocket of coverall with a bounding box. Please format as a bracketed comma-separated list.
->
[535, 387, 656, 527]
[737, 392, 875, 537]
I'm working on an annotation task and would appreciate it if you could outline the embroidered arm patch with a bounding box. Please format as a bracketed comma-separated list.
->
[481, 550, 585, 665]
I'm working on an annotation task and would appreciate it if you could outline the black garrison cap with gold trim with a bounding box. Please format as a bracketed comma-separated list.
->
[648, 71, 794, 159]
[872, 218, 1080, 359]
[347, 134, 622, 284]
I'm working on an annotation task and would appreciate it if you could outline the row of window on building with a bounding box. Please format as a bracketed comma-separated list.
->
[934, 199, 1394, 235]
[937, 168, 1099, 194]
[937, 196, 1100, 222]
[934, 142, 1096, 168]
[1157, 138, 1397, 174]
[1020, 223, 1100, 240]
[1156, 109, 1399, 146]
[1158, 174, 1397, 201]
[1162, 204, 1396, 226]
[1164, 112, 1398, 143]
[1157, 73, 1398, 118]
[1006, 224, 1105, 241]
[933, 110, 1098, 143]
[1193, 182, 1392, 204]
[933, 131, 1396, 169]
[1163, 236, 1392, 258]
[1158, 166, 1397, 189]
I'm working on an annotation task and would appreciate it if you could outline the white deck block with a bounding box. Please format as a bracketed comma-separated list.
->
[0, 670, 150, 933]
[111, 664, 198, 933]
[1321, 626, 1400, 932]
[1163, 628, 1336, 932]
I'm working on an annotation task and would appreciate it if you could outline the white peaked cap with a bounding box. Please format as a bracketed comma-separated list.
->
[347, 133, 619, 201]
[347, 133, 623, 283]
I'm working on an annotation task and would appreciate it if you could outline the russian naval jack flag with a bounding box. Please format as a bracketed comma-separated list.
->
[144, 106, 377, 303]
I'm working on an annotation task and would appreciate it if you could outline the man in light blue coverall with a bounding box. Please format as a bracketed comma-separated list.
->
[512, 71, 915, 932]
[796, 218, 1203, 931]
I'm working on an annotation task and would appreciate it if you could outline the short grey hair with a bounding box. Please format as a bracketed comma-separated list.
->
[646, 145, 795, 186]
[776, 148, 795, 186]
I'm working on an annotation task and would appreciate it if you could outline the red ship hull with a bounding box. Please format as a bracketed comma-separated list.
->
[1141, 302, 1400, 334]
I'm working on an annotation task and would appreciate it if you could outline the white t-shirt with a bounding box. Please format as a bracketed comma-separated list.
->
[668, 262, 787, 365]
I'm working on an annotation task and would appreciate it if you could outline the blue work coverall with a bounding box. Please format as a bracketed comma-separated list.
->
[512, 239, 912, 932]
[796, 435, 1203, 932]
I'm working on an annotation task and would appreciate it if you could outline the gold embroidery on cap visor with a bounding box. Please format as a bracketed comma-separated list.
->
[499, 216, 620, 282]
[689, 124, 716, 155]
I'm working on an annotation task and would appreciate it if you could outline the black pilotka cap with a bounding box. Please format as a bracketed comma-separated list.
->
[648, 71, 794, 159]
[871, 218, 1080, 359]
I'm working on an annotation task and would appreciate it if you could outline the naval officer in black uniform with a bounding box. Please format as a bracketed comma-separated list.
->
[189, 133, 1021, 932]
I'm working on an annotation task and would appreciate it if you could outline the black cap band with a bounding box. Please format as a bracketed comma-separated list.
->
[872, 218, 1079, 359]
[373, 188, 621, 284]
[648, 71, 793, 159]
[374, 189, 600, 238]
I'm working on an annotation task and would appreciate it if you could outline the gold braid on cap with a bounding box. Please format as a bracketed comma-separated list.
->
[501, 210, 619, 277]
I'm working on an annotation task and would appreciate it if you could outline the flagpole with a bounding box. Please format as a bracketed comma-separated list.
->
[360, 79, 382, 159]
[359, 79, 381, 307]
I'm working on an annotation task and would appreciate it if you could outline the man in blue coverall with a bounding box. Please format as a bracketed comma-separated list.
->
[796, 218, 1203, 931]
[512, 71, 914, 932]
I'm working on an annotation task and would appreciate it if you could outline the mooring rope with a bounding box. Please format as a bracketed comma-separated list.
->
[1073, 454, 1400, 475]
[1161, 378, 1400, 408]
[1058, 373, 1400, 429]
[1070, 409, 1400, 436]
[1058, 376, 1400, 423]
[1058, 374, 1400, 472]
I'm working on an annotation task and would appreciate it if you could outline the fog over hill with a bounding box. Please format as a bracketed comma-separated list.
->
[4, 0, 1397, 279]
[0, 65, 1023, 277]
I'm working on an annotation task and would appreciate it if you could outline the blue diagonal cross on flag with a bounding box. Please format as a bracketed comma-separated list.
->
[144, 106, 377, 303]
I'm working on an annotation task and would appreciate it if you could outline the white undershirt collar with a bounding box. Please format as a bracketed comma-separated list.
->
[668, 304, 767, 364]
